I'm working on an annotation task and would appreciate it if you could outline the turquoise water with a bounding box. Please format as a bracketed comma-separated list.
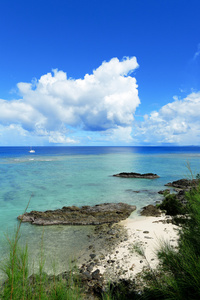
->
[0, 146, 200, 279]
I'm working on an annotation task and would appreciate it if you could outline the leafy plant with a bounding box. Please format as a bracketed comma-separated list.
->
[159, 193, 185, 216]
[139, 184, 200, 300]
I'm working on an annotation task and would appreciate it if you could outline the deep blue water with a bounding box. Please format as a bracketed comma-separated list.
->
[1, 145, 200, 157]
[0, 146, 200, 279]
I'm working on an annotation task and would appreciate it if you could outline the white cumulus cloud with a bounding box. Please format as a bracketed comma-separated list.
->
[136, 91, 200, 145]
[48, 131, 79, 144]
[0, 57, 140, 145]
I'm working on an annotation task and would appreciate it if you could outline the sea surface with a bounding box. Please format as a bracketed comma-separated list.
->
[0, 146, 200, 279]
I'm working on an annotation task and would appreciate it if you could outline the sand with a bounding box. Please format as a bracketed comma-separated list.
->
[97, 215, 179, 281]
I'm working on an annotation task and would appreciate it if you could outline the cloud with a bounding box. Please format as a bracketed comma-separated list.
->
[0, 99, 44, 131]
[48, 131, 79, 144]
[102, 126, 134, 143]
[193, 43, 200, 61]
[0, 124, 33, 146]
[136, 91, 200, 145]
[0, 57, 140, 145]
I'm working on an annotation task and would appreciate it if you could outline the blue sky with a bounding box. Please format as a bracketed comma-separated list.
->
[0, 0, 200, 146]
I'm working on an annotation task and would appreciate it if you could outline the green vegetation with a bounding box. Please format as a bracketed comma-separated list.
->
[0, 223, 84, 300]
[137, 184, 200, 299]
[0, 200, 85, 300]
[1, 185, 200, 299]
[158, 193, 186, 216]
[102, 184, 200, 300]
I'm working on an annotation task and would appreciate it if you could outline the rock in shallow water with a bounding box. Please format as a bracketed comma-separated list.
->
[18, 202, 136, 226]
[113, 172, 159, 179]
[165, 178, 200, 189]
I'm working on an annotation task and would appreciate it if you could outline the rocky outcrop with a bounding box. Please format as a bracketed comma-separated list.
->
[113, 172, 159, 179]
[158, 189, 170, 195]
[140, 204, 162, 217]
[158, 179, 199, 216]
[165, 178, 200, 189]
[18, 203, 136, 226]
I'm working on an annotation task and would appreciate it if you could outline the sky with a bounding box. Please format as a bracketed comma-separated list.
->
[0, 0, 200, 146]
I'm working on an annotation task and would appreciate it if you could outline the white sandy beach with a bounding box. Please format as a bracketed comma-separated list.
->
[97, 215, 179, 281]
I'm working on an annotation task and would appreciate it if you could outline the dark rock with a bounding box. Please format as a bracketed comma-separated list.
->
[18, 202, 136, 226]
[176, 189, 187, 203]
[158, 178, 198, 217]
[125, 189, 140, 193]
[87, 265, 94, 272]
[158, 189, 170, 195]
[104, 278, 137, 299]
[165, 178, 200, 189]
[107, 229, 118, 235]
[27, 269, 106, 300]
[90, 254, 96, 259]
[107, 259, 115, 264]
[140, 205, 161, 217]
[81, 271, 92, 280]
[113, 172, 159, 179]
[91, 269, 101, 280]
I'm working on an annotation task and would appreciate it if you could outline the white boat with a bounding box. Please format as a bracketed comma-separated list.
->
[29, 147, 35, 153]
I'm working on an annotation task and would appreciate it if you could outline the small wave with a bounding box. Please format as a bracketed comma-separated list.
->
[1, 157, 58, 164]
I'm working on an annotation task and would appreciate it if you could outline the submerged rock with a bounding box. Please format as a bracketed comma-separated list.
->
[158, 189, 170, 195]
[113, 172, 159, 179]
[18, 202, 136, 226]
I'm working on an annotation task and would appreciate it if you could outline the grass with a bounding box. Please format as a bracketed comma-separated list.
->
[0, 197, 85, 300]
[103, 183, 200, 300]
[0, 227, 85, 300]
[2, 183, 200, 299]
[137, 183, 200, 300]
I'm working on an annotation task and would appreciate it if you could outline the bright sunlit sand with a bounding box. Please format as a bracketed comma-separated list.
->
[97, 215, 179, 280]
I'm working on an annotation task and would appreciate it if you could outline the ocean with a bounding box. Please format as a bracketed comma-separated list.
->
[0, 146, 200, 279]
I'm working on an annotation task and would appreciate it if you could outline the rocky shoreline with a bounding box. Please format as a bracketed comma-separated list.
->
[61, 177, 196, 297]
[47, 214, 179, 299]
[18, 203, 136, 225]
[16, 177, 198, 298]
[165, 178, 200, 189]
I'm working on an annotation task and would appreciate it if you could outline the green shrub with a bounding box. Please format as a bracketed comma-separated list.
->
[140, 185, 200, 300]
[159, 194, 185, 216]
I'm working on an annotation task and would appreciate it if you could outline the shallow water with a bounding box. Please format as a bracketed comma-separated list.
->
[0, 146, 200, 280]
